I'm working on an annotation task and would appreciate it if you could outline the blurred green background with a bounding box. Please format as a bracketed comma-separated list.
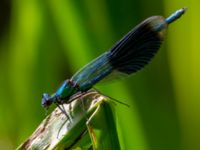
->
[0, 0, 199, 150]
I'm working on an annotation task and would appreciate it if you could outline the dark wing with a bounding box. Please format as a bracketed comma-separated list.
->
[71, 16, 167, 91]
[107, 16, 167, 74]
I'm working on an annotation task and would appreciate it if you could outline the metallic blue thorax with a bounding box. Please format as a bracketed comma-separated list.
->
[55, 54, 113, 100]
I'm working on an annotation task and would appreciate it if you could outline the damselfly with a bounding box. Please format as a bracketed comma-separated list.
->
[42, 8, 186, 112]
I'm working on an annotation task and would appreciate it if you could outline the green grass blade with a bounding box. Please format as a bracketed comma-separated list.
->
[16, 90, 120, 150]
[87, 101, 120, 150]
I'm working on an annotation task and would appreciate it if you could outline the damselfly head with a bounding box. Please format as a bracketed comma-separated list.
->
[42, 93, 53, 109]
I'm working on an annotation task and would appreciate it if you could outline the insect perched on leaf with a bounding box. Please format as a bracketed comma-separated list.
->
[42, 8, 186, 113]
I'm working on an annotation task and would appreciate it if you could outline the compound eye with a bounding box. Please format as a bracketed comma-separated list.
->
[41, 93, 52, 108]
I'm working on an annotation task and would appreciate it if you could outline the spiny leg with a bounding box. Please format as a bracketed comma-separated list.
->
[80, 92, 88, 121]
[55, 102, 72, 123]
[61, 104, 73, 122]
[55, 103, 73, 139]
[93, 88, 130, 107]
[69, 91, 94, 120]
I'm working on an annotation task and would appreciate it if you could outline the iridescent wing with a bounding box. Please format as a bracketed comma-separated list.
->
[71, 16, 168, 91]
